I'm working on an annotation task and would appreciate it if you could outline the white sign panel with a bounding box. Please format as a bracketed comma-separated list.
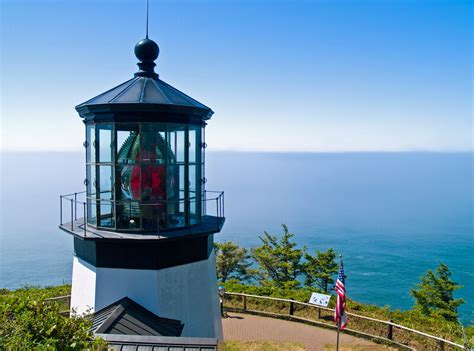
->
[308, 292, 331, 307]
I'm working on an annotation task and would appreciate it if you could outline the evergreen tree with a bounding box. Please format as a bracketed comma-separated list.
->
[251, 224, 304, 288]
[303, 248, 338, 293]
[410, 263, 464, 322]
[215, 241, 253, 283]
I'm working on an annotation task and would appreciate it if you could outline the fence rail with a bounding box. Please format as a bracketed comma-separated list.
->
[43, 292, 466, 350]
[223, 292, 467, 350]
[44, 295, 71, 317]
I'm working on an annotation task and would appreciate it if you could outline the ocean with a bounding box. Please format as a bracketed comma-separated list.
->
[0, 151, 472, 323]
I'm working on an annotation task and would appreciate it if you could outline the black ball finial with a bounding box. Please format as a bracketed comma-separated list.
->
[135, 38, 159, 61]
[134, 38, 159, 78]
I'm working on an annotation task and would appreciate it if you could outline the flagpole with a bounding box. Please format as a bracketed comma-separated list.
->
[335, 254, 343, 351]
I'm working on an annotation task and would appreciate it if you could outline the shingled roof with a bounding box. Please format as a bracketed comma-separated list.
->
[91, 297, 184, 337]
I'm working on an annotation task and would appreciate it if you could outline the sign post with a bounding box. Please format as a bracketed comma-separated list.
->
[308, 292, 331, 320]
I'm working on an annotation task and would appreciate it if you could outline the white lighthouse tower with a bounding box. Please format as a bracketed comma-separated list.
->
[59, 35, 225, 339]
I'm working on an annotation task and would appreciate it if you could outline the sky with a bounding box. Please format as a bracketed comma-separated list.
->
[0, 0, 472, 152]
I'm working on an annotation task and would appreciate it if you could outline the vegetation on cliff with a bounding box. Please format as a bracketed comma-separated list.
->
[0, 286, 107, 350]
[215, 225, 472, 348]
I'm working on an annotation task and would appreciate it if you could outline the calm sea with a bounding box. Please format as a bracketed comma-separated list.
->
[0, 152, 472, 323]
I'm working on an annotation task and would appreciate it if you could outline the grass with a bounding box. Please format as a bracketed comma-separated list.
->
[324, 345, 397, 351]
[221, 341, 396, 351]
[222, 340, 306, 351]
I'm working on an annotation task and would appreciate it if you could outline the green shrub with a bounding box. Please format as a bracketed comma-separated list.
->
[0, 285, 107, 350]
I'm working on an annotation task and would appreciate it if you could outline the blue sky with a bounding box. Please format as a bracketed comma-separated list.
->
[1, 0, 472, 152]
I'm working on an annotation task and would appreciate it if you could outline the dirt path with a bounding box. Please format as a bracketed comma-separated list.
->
[222, 312, 390, 351]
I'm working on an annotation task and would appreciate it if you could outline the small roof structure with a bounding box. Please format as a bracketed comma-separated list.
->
[91, 297, 184, 337]
[75, 76, 213, 120]
[91, 297, 218, 350]
[75, 37, 213, 122]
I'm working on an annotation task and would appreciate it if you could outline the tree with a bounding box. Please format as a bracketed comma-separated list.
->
[251, 224, 304, 289]
[410, 262, 464, 322]
[303, 248, 338, 293]
[215, 241, 253, 283]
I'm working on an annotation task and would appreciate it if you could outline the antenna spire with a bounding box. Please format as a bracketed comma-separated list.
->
[146, 0, 149, 38]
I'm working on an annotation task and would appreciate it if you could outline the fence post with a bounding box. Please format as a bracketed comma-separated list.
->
[317, 307, 321, 319]
[243, 295, 247, 311]
[289, 299, 294, 316]
[387, 319, 393, 340]
[438, 340, 445, 351]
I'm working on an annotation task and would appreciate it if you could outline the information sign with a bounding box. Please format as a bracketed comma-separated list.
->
[308, 292, 331, 307]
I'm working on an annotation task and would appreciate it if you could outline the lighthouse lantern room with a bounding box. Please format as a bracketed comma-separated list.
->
[59, 37, 225, 339]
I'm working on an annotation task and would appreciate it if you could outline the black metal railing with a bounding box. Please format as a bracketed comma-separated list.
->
[59, 190, 224, 236]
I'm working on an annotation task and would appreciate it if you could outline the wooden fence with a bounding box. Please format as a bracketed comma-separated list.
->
[223, 292, 467, 351]
[44, 293, 468, 350]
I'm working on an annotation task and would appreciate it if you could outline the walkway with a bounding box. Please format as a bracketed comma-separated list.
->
[222, 312, 392, 351]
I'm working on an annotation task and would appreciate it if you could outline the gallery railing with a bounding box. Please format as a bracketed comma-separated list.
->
[59, 190, 224, 236]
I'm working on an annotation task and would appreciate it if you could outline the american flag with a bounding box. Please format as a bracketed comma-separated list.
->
[334, 258, 347, 330]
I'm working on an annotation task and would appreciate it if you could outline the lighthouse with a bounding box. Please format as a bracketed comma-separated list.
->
[59, 36, 225, 339]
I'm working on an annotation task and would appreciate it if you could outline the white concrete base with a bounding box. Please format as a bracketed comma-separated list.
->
[70, 252, 223, 339]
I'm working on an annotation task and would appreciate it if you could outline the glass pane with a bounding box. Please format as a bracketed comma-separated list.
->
[189, 165, 200, 195]
[98, 125, 113, 163]
[117, 165, 136, 201]
[141, 165, 166, 202]
[167, 125, 186, 164]
[140, 124, 166, 165]
[87, 198, 96, 226]
[86, 165, 96, 198]
[189, 127, 197, 164]
[177, 128, 185, 163]
[86, 125, 94, 163]
[166, 165, 185, 227]
[116, 200, 140, 230]
[117, 125, 139, 164]
[99, 201, 114, 228]
[189, 165, 201, 224]
[201, 126, 206, 194]
[140, 202, 160, 231]
[99, 166, 113, 200]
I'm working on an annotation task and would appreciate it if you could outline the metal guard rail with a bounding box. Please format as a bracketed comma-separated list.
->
[59, 190, 224, 236]
[224, 292, 466, 350]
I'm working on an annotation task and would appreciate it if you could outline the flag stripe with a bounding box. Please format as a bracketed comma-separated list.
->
[334, 259, 347, 330]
